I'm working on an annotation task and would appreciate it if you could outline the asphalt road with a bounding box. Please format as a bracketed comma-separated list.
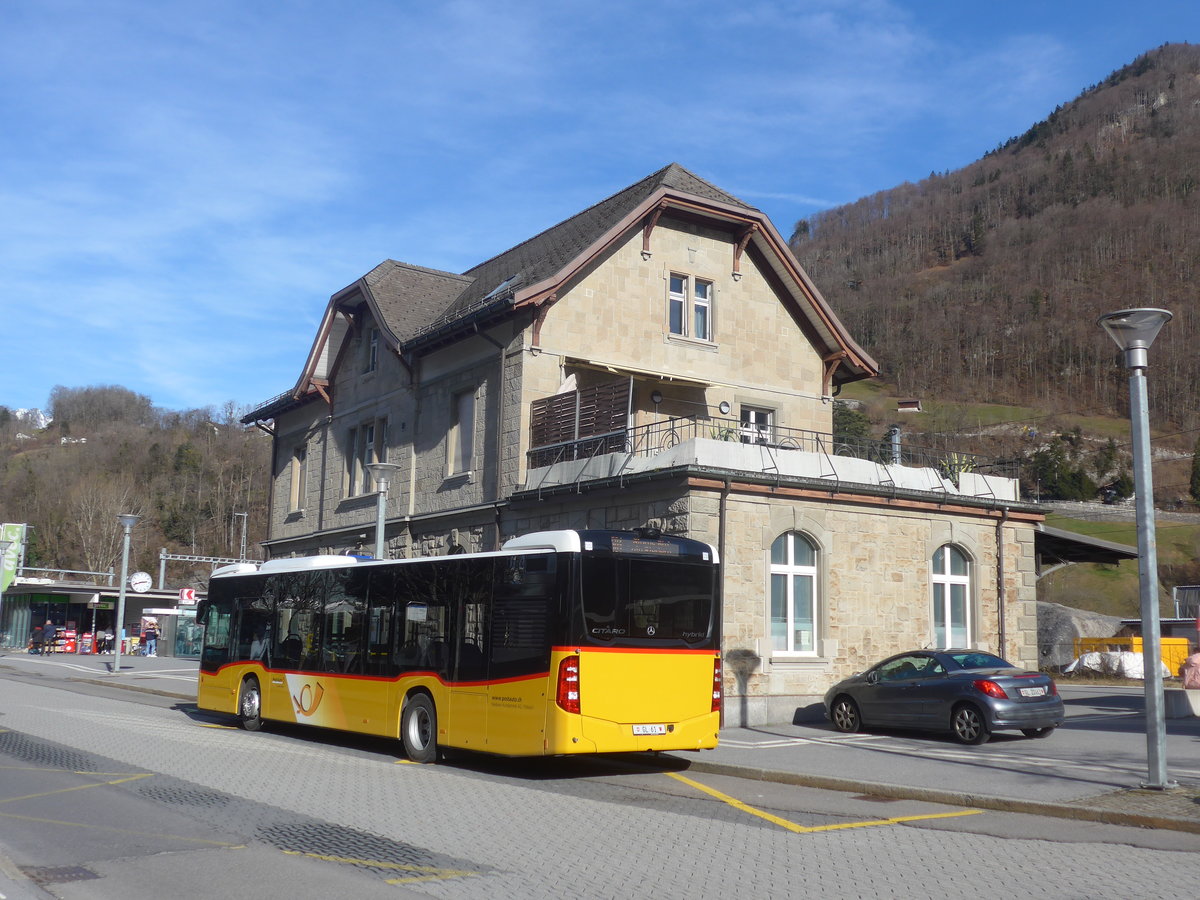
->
[1, 654, 1198, 898]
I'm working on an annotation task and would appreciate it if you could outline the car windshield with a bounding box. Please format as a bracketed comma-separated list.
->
[944, 651, 1012, 670]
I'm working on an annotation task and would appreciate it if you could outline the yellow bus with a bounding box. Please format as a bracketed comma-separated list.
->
[196, 529, 721, 761]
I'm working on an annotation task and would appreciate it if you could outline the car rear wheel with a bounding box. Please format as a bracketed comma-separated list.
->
[830, 696, 861, 733]
[950, 703, 989, 745]
[1021, 726, 1055, 739]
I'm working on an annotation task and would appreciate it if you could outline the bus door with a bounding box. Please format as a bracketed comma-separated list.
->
[446, 559, 491, 750]
[483, 554, 555, 756]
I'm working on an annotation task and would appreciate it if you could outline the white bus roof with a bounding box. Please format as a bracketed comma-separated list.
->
[211, 556, 357, 578]
[501, 531, 583, 553]
[211, 530, 717, 579]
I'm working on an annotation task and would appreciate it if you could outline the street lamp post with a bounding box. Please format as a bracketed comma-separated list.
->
[1098, 307, 1175, 790]
[111, 514, 140, 674]
[365, 463, 402, 560]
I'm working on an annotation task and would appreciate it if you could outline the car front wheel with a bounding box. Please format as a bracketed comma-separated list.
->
[830, 696, 861, 733]
[950, 703, 990, 745]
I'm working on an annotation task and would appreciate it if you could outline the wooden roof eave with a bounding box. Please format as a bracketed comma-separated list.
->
[510, 186, 756, 310]
[745, 219, 878, 382]
[291, 276, 409, 404]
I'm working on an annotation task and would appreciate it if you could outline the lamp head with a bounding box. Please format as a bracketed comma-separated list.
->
[118, 514, 141, 530]
[1098, 308, 1172, 369]
[365, 461, 402, 490]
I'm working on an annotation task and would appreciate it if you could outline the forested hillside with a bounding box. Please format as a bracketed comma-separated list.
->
[0, 387, 269, 587]
[793, 43, 1200, 432]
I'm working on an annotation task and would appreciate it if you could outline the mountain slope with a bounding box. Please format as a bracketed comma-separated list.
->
[792, 43, 1200, 431]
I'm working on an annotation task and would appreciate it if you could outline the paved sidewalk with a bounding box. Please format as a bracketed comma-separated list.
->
[4, 650, 1199, 836]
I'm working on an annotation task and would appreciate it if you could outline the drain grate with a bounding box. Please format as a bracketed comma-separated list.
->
[0, 730, 98, 772]
[137, 784, 231, 809]
[258, 821, 482, 880]
[21, 865, 100, 885]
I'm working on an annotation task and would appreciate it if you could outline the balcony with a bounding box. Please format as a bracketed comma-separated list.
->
[523, 415, 1020, 501]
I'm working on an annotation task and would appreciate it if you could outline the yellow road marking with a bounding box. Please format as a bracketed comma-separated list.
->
[667, 772, 983, 833]
[0, 773, 153, 805]
[0, 811, 244, 844]
[281, 850, 476, 882]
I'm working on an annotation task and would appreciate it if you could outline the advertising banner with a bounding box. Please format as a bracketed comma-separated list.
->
[1, 523, 26, 592]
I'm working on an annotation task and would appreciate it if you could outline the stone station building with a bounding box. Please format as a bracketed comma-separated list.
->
[243, 164, 1045, 725]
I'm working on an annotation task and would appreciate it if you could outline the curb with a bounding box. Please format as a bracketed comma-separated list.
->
[70, 677, 194, 702]
[678, 758, 1200, 835]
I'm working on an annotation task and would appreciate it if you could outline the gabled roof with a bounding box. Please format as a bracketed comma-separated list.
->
[243, 163, 878, 423]
[444, 164, 752, 321]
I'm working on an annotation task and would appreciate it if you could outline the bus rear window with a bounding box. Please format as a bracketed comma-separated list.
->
[580, 558, 714, 646]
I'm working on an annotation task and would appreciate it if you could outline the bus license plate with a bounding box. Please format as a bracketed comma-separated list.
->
[633, 724, 667, 736]
[1019, 686, 1047, 697]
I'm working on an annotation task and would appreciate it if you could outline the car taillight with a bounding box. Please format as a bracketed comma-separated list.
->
[712, 657, 723, 712]
[1048, 680, 1058, 696]
[556, 654, 580, 714]
[973, 679, 1008, 699]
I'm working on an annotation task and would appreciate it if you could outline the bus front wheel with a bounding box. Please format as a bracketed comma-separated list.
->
[401, 694, 438, 763]
[238, 677, 264, 732]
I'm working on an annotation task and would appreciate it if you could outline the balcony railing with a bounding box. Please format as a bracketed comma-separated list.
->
[526, 415, 1018, 483]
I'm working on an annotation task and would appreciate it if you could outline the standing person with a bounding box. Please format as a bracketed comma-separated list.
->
[142, 620, 157, 657]
[30, 623, 43, 655]
[42, 620, 57, 654]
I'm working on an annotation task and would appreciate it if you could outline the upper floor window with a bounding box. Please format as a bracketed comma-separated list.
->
[769, 531, 818, 655]
[288, 444, 308, 512]
[449, 390, 475, 476]
[931, 544, 972, 648]
[740, 406, 774, 444]
[346, 418, 387, 497]
[668, 273, 713, 342]
[363, 327, 379, 374]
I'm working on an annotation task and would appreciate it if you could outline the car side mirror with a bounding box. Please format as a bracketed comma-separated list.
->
[866, 671, 879, 685]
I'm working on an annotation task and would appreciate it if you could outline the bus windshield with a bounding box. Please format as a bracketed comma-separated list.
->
[579, 556, 715, 646]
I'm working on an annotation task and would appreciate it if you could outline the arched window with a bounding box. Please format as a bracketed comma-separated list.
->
[770, 532, 818, 654]
[931, 545, 972, 648]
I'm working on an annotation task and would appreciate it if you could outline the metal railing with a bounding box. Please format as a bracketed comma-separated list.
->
[526, 415, 1018, 481]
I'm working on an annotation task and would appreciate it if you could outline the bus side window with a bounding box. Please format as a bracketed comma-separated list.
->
[366, 569, 396, 678]
[324, 569, 368, 675]
[454, 558, 491, 681]
[272, 572, 324, 672]
[235, 607, 272, 663]
[394, 561, 450, 675]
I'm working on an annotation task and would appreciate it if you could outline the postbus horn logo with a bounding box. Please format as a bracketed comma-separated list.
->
[292, 682, 326, 717]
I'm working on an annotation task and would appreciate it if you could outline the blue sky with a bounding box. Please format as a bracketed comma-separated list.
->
[3, 0, 1197, 416]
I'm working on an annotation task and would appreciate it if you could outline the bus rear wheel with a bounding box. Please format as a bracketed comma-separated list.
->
[238, 677, 264, 732]
[401, 694, 438, 763]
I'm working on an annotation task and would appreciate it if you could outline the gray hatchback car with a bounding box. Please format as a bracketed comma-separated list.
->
[823, 649, 1065, 744]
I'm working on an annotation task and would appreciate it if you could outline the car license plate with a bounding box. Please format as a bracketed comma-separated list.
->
[633, 724, 667, 736]
[1019, 686, 1047, 697]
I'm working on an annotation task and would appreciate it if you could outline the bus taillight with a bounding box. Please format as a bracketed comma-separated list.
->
[712, 657, 722, 712]
[556, 654, 581, 714]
